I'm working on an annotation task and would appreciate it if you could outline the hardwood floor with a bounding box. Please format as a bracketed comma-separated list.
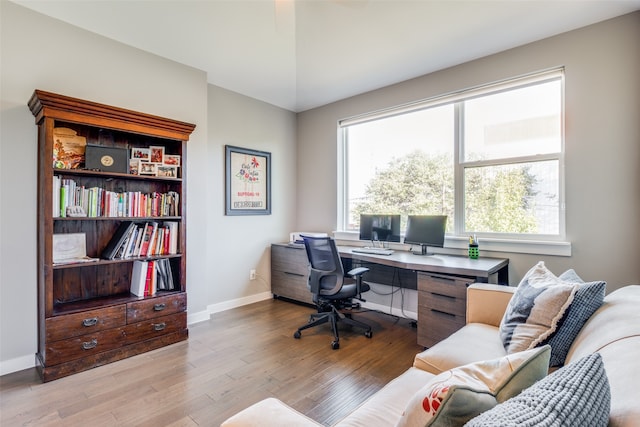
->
[1, 298, 423, 426]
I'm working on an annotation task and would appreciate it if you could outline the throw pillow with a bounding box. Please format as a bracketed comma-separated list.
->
[396, 346, 550, 427]
[499, 261, 578, 354]
[464, 352, 611, 427]
[542, 269, 606, 367]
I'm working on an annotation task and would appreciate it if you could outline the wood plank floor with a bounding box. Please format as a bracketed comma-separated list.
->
[1, 299, 423, 426]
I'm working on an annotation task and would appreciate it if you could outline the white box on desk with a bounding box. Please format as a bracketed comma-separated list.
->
[289, 232, 328, 244]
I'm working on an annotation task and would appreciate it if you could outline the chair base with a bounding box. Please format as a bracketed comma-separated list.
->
[293, 304, 372, 350]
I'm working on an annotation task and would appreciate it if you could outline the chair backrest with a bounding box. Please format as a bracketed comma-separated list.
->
[302, 236, 345, 297]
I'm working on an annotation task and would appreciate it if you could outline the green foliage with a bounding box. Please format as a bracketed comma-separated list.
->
[352, 150, 539, 234]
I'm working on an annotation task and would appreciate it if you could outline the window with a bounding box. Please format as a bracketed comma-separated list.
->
[339, 69, 564, 242]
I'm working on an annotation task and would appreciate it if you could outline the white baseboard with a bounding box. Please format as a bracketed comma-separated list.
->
[0, 354, 35, 376]
[205, 291, 274, 317]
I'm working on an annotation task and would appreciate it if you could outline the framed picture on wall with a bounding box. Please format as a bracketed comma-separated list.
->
[225, 145, 271, 215]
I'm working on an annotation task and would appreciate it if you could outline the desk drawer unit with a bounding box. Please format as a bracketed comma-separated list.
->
[417, 272, 473, 348]
[271, 244, 312, 304]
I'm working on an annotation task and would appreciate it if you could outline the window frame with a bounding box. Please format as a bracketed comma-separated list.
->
[337, 68, 570, 256]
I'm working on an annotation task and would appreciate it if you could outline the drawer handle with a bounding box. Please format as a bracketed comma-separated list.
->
[82, 317, 98, 327]
[284, 272, 305, 277]
[82, 339, 98, 350]
[153, 303, 166, 311]
[431, 292, 456, 300]
[430, 309, 456, 318]
[153, 322, 166, 331]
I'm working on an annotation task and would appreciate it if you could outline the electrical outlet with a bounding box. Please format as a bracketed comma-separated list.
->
[250, 269, 256, 280]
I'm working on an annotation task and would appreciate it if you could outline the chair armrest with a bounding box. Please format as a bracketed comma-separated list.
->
[221, 398, 321, 427]
[466, 283, 516, 327]
[347, 266, 369, 277]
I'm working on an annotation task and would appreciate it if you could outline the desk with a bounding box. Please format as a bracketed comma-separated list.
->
[338, 246, 509, 285]
[338, 247, 509, 348]
[270, 243, 509, 348]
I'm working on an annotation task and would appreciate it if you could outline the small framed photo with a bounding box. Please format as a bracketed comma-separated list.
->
[132, 147, 150, 161]
[139, 162, 157, 176]
[129, 159, 140, 175]
[149, 146, 165, 164]
[164, 154, 181, 167]
[157, 165, 178, 178]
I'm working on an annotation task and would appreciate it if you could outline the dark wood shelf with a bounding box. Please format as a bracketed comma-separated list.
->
[30, 89, 195, 382]
[53, 216, 182, 221]
[51, 254, 182, 270]
[52, 290, 182, 317]
[53, 167, 182, 182]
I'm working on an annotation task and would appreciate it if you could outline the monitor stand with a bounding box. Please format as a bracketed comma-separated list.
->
[412, 244, 434, 256]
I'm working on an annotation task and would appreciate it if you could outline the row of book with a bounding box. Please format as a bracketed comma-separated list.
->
[53, 176, 180, 218]
[101, 221, 178, 260]
[130, 259, 175, 297]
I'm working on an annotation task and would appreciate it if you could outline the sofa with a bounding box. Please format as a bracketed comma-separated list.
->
[221, 280, 640, 427]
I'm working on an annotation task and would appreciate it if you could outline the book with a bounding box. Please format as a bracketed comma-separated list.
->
[101, 221, 136, 259]
[164, 221, 179, 254]
[138, 222, 157, 257]
[130, 260, 148, 297]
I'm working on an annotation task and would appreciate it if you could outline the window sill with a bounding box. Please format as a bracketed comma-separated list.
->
[332, 231, 571, 257]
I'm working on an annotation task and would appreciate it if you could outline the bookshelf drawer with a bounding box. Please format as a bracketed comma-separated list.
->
[126, 293, 186, 323]
[45, 328, 127, 366]
[123, 312, 187, 344]
[46, 306, 126, 342]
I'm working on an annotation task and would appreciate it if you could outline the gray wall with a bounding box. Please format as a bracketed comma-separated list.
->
[297, 12, 640, 293]
[0, 2, 296, 374]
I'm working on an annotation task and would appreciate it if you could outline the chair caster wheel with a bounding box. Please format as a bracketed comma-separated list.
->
[294, 331, 301, 339]
[331, 341, 340, 350]
[365, 330, 372, 338]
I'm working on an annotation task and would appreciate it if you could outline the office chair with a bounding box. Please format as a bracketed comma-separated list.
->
[293, 236, 372, 349]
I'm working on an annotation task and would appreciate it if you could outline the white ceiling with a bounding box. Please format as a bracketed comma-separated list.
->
[12, 0, 640, 112]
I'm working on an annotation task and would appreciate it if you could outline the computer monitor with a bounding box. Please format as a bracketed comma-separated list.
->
[404, 215, 447, 255]
[359, 214, 401, 244]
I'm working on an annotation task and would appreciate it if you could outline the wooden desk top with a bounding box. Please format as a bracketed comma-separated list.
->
[337, 246, 508, 279]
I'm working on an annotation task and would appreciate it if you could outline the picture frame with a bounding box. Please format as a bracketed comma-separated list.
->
[131, 147, 150, 161]
[164, 154, 181, 167]
[139, 162, 157, 176]
[129, 159, 140, 175]
[157, 164, 178, 178]
[225, 145, 271, 215]
[149, 146, 165, 163]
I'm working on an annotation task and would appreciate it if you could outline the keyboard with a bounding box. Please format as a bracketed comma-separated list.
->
[352, 247, 394, 256]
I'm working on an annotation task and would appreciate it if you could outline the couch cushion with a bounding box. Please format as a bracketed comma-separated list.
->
[335, 367, 435, 427]
[499, 261, 578, 354]
[465, 352, 610, 427]
[567, 285, 640, 362]
[397, 346, 550, 427]
[540, 269, 605, 367]
[220, 397, 321, 427]
[414, 324, 506, 375]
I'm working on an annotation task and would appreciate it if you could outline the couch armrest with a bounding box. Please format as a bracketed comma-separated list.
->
[221, 398, 321, 427]
[466, 283, 516, 327]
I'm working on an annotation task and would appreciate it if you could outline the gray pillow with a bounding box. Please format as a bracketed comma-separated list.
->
[500, 262, 578, 354]
[542, 269, 606, 366]
[464, 353, 610, 427]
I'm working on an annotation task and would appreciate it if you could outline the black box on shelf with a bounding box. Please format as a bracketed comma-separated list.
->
[85, 144, 129, 173]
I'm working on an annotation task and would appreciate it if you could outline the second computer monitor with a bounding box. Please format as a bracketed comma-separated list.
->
[404, 215, 447, 255]
[359, 214, 401, 243]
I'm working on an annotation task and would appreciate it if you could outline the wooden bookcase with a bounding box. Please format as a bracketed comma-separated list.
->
[28, 90, 195, 381]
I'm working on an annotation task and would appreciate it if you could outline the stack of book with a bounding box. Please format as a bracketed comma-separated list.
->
[101, 221, 179, 260]
[53, 177, 180, 218]
[130, 259, 175, 297]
